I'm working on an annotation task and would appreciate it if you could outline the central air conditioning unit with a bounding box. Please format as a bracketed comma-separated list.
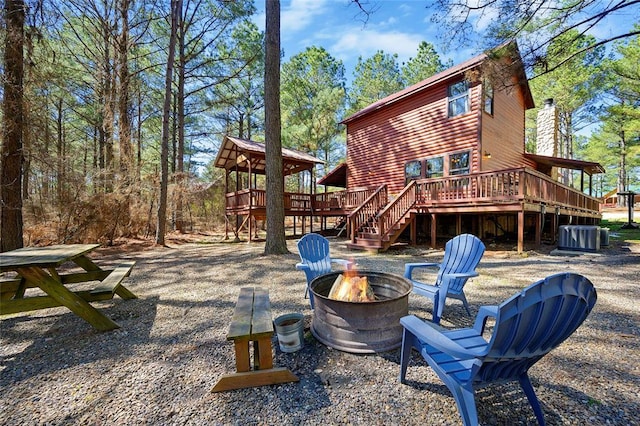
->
[558, 225, 601, 252]
[600, 227, 610, 246]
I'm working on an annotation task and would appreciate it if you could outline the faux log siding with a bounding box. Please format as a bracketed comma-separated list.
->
[480, 78, 537, 171]
[347, 79, 481, 195]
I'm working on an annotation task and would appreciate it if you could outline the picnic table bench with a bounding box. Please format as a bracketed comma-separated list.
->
[0, 244, 136, 331]
[212, 287, 298, 392]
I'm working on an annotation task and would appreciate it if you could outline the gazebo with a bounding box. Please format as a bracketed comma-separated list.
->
[214, 136, 324, 241]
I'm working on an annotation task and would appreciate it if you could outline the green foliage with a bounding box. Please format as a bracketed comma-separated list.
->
[281, 46, 347, 177]
[526, 29, 605, 157]
[427, 0, 639, 77]
[580, 29, 640, 195]
[347, 43, 449, 116]
[600, 220, 640, 244]
[348, 50, 404, 114]
[401, 41, 450, 86]
[15, 0, 266, 241]
[215, 20, 265, 140]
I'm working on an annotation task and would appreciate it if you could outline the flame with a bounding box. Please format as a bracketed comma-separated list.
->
[328, 272, 376, 303]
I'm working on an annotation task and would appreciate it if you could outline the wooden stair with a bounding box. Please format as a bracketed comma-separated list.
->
[347, 182, 418, 252]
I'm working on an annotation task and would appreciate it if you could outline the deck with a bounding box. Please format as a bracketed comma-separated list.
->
[225, 167, 602, 251]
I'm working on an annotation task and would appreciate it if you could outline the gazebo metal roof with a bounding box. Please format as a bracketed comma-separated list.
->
[214, 136, 324, 176]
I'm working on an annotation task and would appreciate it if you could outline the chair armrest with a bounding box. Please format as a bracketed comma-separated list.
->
[401, 315, 483, 359]
[331, 258, 354, 269]
[404, 262, 441, 279]
[439, 271, 479, 293]
[295, 262, 310, 272]
[473, 305, 499, 334]
[445, 271, 479, 279]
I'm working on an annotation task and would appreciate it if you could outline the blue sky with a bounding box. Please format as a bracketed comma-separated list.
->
[253, 0, 480, 83]
[252, 0, 640, 86]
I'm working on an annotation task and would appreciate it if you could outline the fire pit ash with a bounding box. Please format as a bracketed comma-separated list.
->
[309, 271, 412, 354]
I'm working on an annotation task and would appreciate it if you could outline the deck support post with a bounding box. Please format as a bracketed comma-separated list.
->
[517, 210, 524, 253]
[430, 213, 437, 248]
[410, 214, 416, 246]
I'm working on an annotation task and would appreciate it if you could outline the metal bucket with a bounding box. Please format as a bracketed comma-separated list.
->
[274, 313, 304, 353]
[310, 271, 412, 354]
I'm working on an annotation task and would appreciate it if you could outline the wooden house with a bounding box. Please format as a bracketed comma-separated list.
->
[216, 43, 604, 252]
[328, 42, 604, 252]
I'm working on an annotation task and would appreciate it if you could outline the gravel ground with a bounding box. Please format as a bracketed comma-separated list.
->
[1, 235, 639, 426]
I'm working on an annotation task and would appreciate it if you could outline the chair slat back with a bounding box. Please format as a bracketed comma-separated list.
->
[436, 234, 485, 294]
[297, 234, 332, 280]
[478, 273, 596, 383]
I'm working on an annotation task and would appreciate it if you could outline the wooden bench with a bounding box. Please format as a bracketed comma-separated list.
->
[212, 287, 299, 392]
[90, 261, 137, 299]
[1, 278, 24, 300]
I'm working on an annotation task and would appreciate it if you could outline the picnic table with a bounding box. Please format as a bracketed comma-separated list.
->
[0, 244, 136, 331]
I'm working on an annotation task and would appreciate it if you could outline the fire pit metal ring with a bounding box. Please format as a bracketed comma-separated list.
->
[310, 271, 412, 354]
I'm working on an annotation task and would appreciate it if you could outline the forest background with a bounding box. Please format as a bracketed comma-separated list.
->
[0, 0, 639, 250]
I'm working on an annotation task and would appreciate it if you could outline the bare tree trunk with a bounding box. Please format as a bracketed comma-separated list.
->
[118, 0, 133, 187]
[56, 98, 65, 203]
[175, 3, 185, 233]
[136, 81, 142, 184]
[1, 0, 25, 251]
[102, 15, 115, 193]
[156, 0, 180, 245]
[264, 0, 288, 254]
[22, 30, 33, 202]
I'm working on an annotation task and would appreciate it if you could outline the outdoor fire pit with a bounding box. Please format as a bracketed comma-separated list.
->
[309, 271, 412, 354]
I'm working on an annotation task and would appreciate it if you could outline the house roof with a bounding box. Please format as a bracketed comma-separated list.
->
[523, 153, 605, 175]
[341, 41, 534, 125]
[317, 162, 347, 187]
[213, 136, 324, 176]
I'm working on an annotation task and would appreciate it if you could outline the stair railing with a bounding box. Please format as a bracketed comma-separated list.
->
[348, 184, 388, 242]
[376, 181, 417, 240]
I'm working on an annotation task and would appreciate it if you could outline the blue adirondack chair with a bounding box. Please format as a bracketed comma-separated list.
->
[296, 233, 354, 308]
[404, 234, 485, 324]
[399, 272, 597, 426]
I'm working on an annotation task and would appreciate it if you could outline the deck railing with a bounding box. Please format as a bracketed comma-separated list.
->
[225, 189, 311, 212]
[225, 168, 600, 218]
[414, 167, 601, 213]
[347, 185, 388, 241]
[376, 181, 417, 240]
[313, 190, 347, 212]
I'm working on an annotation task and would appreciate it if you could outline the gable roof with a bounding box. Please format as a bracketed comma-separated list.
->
[317, 162, 347, 187]
[341, 41, 534, 125]
[214, 136, 324, 176]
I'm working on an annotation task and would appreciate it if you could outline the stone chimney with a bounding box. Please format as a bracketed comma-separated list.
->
[536, 98, 558, 157]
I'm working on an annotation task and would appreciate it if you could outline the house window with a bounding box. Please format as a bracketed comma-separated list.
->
[448, 81, 470, 117]
[405, 160, 422, 184]
[426, 157, 444, 178]
[449, 151, 470, 175]
[484, 82, 494, 115]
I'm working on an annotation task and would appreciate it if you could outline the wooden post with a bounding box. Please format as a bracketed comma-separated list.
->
[430, 213, 437, 248]
[552, 208, 559, 243]
[517, 210, 524, 253]
[17, 267, 120, 331]
[225, 170, 229, 240]
[248, 154, 253, 242]
[410, 214, 416, 246]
